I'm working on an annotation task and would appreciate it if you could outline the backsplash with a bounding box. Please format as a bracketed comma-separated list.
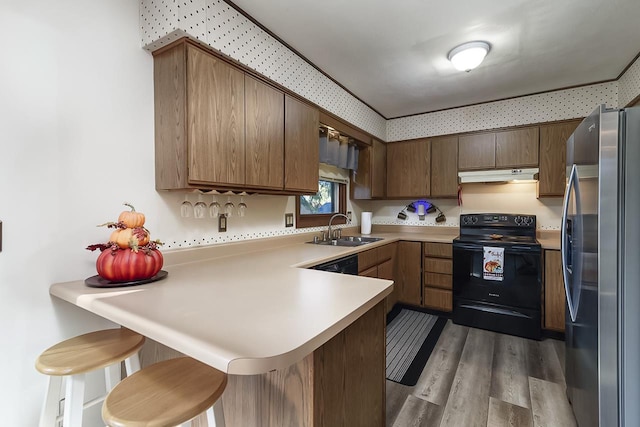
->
[139, 0, 387, 140]
[356, 183, 562, 231]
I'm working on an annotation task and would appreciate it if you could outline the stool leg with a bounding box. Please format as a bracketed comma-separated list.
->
[105, 363, 121, 392]
[124, 353, 141, 375]
[64, 374, 85, 427]
[39, 375, 63, 427]
[206, 400, 225, 427]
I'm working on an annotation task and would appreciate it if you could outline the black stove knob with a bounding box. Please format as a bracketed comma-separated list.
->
[471, 216, 478, 224]
[515, 216, 522, 225]
[523, 216, 533, 225]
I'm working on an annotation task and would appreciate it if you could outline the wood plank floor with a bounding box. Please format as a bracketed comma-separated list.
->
[388, 321, 576, 427]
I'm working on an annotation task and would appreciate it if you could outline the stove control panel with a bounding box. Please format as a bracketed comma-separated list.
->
[460, 214, 536, 228]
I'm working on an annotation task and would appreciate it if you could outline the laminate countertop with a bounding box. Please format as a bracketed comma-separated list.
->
[49, 228, 458, 376]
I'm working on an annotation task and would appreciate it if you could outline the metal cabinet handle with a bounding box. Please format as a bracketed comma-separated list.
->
[562, 164, 578, 322]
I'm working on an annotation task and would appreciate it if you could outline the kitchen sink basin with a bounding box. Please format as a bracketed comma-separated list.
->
[307, 236, 384, 247]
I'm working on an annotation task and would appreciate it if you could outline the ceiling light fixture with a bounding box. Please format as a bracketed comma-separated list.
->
[448, 41, 490, 72]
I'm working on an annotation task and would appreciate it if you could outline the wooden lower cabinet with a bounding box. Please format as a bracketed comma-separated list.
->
[423, 242, 453, 312]
[358, 243, 398, 313]
[140, 301, 386, 427]
[396, 241, 422, 306]
[544, 250, 565, 332]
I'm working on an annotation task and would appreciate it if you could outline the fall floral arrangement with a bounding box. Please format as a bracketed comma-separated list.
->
[86, 203, 164, 282]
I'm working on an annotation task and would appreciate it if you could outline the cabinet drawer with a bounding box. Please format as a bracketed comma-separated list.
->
[359, 265, 378, 278]
[377, 243, 395, 263]
[424, 257, 452, 274]
[423, 287, 452, 312]
[358, 248, 378, 273]
[424, 272, 452, 290]
[423, 242, 452, 258]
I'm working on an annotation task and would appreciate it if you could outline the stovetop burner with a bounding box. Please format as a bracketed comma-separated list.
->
[457, 213, 539, 247]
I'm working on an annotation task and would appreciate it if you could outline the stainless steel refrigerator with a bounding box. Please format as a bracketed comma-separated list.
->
[563, 105, 640, 427]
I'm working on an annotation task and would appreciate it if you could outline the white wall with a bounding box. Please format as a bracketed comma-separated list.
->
[0, 3, 362, 424]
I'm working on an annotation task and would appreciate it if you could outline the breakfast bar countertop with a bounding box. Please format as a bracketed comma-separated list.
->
[49, 227, 463, 376]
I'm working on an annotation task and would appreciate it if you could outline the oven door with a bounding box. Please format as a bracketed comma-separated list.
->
[452, 242, 541, 310]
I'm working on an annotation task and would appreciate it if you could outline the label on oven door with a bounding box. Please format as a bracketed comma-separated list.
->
[483, 247, 504, 281]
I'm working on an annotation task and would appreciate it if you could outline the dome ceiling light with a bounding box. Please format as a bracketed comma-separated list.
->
[448, 41, 491, 72]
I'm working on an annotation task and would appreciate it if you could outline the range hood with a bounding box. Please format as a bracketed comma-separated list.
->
[458, 168, 539, 183]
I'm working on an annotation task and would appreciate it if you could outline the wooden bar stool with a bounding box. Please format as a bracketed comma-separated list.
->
[102, 357, 227, 427]
[36, 328, 145, 427]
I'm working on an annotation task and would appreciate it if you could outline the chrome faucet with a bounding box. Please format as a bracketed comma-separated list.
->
[327, 213, 349, 240]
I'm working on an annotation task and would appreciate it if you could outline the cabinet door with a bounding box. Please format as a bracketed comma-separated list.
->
[458, 133, 495, 170]
[495, 127, 539, 168]
[423, 288, 452, 312]
[351, 145, 372, 200]
[378, 258, 396, 314]
[187, 45, 245, 186]
[430, 136, 458, 197]
[358, 248, 378, 274]
[245, 75, 284, 189]
[371, 139, 387, 198]
[284, 95, 319, 192]
[544, 250, 565, 332]
[538, 120, 580, 197]
[386, 139, 431, 198]
[396, 241, 422, 306]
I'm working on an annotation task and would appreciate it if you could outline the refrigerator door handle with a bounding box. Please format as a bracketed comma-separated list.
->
[562, 163, 578, 322]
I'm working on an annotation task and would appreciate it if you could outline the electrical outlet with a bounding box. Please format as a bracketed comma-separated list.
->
[218, 214, 227, 232]
[347, 211, 352, 221]
[285, 213, 294, 227]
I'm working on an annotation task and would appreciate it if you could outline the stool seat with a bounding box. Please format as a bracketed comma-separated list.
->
[36, 328, 145, 376]
[103, 357, 227, 427]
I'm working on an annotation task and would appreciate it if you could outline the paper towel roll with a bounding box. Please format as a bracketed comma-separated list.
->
[361, 212, 372, 235]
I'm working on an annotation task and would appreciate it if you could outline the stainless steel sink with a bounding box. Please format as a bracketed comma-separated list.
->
[307, 236, 384, 247]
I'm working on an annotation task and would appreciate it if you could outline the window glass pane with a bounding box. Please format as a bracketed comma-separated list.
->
[300, 180, 338, 214]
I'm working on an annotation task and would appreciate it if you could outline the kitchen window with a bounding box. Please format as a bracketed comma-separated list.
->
[296, 179, 346, 228]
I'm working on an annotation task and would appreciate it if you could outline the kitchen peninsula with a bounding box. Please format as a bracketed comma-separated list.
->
[50, 234, 395, 426]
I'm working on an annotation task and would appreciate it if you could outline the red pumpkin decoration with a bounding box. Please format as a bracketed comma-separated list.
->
[96, 248, 163, 282]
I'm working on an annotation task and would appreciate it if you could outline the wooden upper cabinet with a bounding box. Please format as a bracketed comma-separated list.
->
[187, 44, 245, 186]
[351, 144, 372, 200]
[430, 136, 458, 198]
[371, 139, 387, 198]
[284, 95, 319, 193]
[351, 138, 386, 200]
[538, 120, 581, 197]
[386, 138, 431, 198]
[458, 133, 495, 170]
[244, 75, 284, 190]
[495, 127, 539, 168]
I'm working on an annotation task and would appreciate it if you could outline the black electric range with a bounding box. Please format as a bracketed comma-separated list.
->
[452, 213, 542, 340]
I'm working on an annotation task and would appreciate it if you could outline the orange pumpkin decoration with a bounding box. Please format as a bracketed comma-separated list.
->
[118, 203, 145, 228]
[109, 227, 150, 250]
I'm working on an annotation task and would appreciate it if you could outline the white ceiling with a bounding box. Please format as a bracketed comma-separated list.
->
[230, 0, 640, 118]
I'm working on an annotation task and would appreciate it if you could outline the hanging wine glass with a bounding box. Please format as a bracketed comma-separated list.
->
[194, 193, 207, 219]
[238, 195, 247, 217]
[180, 193, 193, 218]
[209, 194, 220, 218]
[224, 196, 235, 217]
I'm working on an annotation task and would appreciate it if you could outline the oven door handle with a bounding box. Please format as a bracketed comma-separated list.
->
[562, 164, 578, 322]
